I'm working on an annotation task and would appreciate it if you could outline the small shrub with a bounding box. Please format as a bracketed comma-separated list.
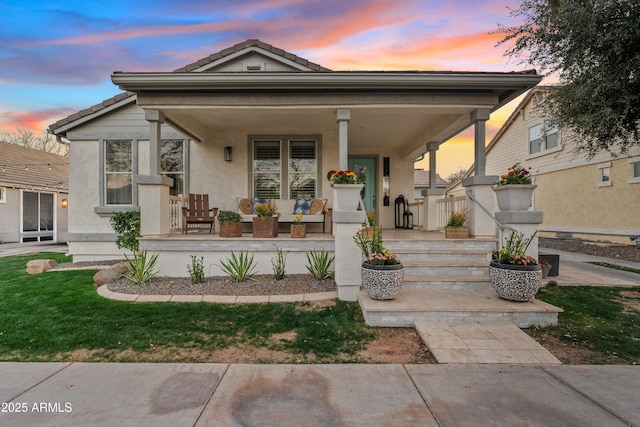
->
[272, 245, 287, 280]
[110, 211, 140, 251]
[219, 251, 258, 283]
[187, 255, 205, 284]
[446, 211, 468, 227]
[125, 250, 159, 289]
[306, 250, 335, 280]
[218, 210, 242, 222]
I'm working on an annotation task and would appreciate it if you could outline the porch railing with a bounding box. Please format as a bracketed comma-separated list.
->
[436, 196, 466, 229]
[169, 195, 186, 232]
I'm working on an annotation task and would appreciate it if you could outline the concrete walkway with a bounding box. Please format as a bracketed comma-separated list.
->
[0, 363, 638, 426]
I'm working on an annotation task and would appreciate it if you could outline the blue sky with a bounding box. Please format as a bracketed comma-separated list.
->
[1, 0, 530, 174]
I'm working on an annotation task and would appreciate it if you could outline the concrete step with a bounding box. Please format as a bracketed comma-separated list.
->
[403, 274, 492, 290]
[385, 239, 497, 251]
[358, 288, 562, 328]
[392, 248, 491, 264]
[401, 261, 489, 276]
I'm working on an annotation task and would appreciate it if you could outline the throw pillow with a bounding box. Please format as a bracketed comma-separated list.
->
[309, 198, 326, 215]
[293, 198, 311, 215]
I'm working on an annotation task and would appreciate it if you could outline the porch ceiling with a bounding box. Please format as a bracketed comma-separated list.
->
[152, 104, 480, 160]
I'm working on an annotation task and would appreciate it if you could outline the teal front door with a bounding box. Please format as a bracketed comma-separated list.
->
[348, 157, 376, 212]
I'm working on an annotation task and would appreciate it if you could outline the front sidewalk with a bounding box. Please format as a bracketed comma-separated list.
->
[0, 362, 638, 426]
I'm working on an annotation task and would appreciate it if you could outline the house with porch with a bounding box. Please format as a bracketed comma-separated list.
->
[0, 141, 68, 244]
[447, 86, 640, 246]
[49, 39, 563, 326]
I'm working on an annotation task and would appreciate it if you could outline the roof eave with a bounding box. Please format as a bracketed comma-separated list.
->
[111, 71, 542, 92]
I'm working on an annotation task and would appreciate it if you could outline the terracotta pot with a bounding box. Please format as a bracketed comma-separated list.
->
[361, 262, 404, 300]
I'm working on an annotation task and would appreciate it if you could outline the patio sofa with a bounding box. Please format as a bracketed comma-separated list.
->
[237, 198, 328, 232]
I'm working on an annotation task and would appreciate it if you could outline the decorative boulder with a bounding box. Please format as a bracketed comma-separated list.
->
[93, 263, 129, 287]
[26, 259, 58, 274]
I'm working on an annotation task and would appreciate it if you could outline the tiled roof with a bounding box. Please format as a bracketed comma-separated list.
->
[414, 169, 449, 187]
[174, 39, 332, 73]
[0, 141, 68, 191]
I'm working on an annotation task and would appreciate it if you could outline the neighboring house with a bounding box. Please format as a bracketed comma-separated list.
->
[0, 141, 68, 244]
[413, 169, 448, 200]
[447, 86, 640, 245]
[48, 39, 541, 262]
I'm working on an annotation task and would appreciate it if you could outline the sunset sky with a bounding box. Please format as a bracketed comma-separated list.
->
[1, 0, 538, 177]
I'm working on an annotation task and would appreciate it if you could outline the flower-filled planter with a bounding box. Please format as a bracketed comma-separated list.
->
[489, 261, 541, 302]
[329, 166, 366, 212]
[490, 230, 541, 302]
[361, 262, 404, 300]
[291, 224, 306, 238]
[444, 210, 469, 239]
[253, 201, 279, 238]
[354, 226, 403, 300]
[493, 163, 536, 211]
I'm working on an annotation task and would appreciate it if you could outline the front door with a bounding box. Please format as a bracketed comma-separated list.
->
[348, 157, 376, 212]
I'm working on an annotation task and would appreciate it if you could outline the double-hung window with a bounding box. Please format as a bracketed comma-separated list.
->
[0, 187, 5, 203]
[251, 136, 319, 199]
[161, 139, 185, 196]
[105, 140, 133, 205]
[528, 120, 559, 155]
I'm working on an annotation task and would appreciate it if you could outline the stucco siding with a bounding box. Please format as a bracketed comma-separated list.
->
[0, 188, 21, 243]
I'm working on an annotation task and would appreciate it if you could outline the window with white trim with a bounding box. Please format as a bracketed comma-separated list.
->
[629, 158, 640, 184]
[598, 162, 612, 187]
[528, 120, 559, 154]
[0, 187, 6, 203]
[161, 139, 185, 196]
[251, 136, 319, 199]
[105, 140, 133, 205]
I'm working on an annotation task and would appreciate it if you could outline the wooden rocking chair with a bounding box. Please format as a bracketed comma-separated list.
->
[182, 194, 218, 234]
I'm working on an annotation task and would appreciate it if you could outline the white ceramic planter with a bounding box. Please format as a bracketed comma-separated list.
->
[493, 184, 537, 211]
[333, 184, 364, 211]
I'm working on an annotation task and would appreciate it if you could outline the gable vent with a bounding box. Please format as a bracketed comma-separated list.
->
[244, 63, 265, 71]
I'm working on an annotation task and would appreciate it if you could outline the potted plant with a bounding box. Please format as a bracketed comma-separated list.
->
[354, 227, 403, 300]
[330, 165, 366, 211]
[493, 162, 537, 211]
[253, 201, 279, 238]
[218, 210, 242, 237]
[489, 230, 542, 302]
[444, 210, 469, 239]
[291, 213, 306, 238]
[539, 259, 551, 279]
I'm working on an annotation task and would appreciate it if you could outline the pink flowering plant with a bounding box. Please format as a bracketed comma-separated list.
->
[496, 162, 532, 186]
[354, 227, 400, 266]
[493, 230, 538, 266]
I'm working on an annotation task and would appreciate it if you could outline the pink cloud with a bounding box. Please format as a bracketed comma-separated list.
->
[0, 108, 75, 133]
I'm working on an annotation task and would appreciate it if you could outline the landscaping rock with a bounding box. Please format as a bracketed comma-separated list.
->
[26, 259, 58, 274]
[94, 263, 129, 287]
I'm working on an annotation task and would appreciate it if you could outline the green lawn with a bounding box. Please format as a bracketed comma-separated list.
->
[532, 285, 640, 364]
[0, 253, 373, 362]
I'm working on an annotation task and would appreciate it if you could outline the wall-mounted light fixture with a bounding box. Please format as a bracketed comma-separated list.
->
[224, 146, 232, 162]
[61, 198, 68, 208]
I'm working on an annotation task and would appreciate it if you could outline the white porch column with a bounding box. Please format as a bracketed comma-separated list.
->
[139, 110, 173, 237]
[336, 109, 351, 170]
[333, 211, 365, 301]
[462, 109, 497, 238]
[423, 142, 444, 231]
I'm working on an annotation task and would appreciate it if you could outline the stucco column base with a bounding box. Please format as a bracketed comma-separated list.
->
[496, 211, 543, 259]
[333, 211, 366, 301]
[462, 176, 499, 238]
[137, 175, 173, 237]
[422, 188, 445, 231]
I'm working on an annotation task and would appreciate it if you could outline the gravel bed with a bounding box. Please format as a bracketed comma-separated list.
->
[540, 238, 640, 263]
[107, 274, 337, 296]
